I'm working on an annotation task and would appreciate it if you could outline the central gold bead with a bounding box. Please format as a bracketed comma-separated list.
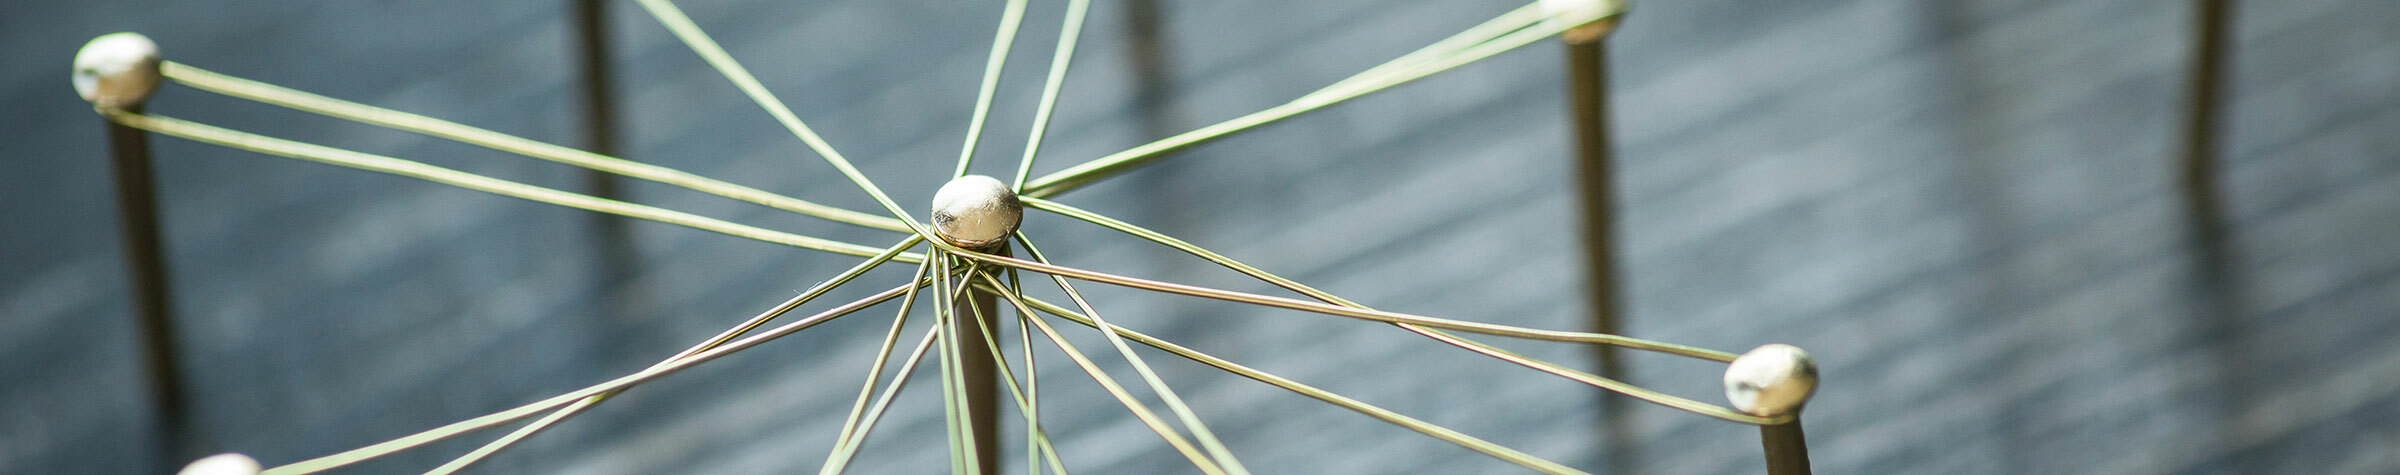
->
[929, 175, 1022, 248]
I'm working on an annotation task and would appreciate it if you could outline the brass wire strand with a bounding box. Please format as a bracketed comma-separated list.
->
[430, 237, 930, 473]
[990, 289, 1584, 474]
[936, 255, 984, 474]
[939, 248, 1735, 361]
[1014, 233, 1246, 471]
[98, 109, 919, 262]
[824, 258, 936, 469]
[1019, 0, 1626, 198]
[1021, 197, 1780, 425]
[260, 281, 928, 474]
[953, 0, 1032, 178]
[1011, 0, 1094, 190]
[153, 61, 910, 233]
[955, 266, 1071, 474]
[635, 0, 929, 235]
[977, 272, 1228, 474]
[947, 249, 1781, 425]
[1008, 267, 1054, 475]
[821, 326, 943, 474]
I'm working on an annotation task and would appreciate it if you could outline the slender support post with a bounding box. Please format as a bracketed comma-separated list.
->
[571, 0, 623, 184]
[1564, 25, 1624, 381]
[1565, 21, 1641, 472]
[957, 249, 1006, 475]
[2179, 0, 2233, 240]
[104, 106, 192, 463]
[1760, 418, 1812, 475]
[569, 0, 648, 329]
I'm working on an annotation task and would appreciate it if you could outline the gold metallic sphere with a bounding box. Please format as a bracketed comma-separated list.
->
[1723, 343, 1818, 417]
[929, 175, 1022, 248]
[73, 32, 162, 108]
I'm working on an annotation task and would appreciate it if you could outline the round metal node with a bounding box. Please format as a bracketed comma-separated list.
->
[73, 32, 163, 108]
[930, 175, 1022, 249]
[1723, 343, 1818, 417]
[177, 453, 262, 475]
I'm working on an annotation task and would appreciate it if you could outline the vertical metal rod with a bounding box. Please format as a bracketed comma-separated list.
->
[1760, 418, 1813, 475]
[105, 106, 192, 464]
[572, 0, 623, 171]
[1565, 24, 1641, 472]
[958, 250, 1006, 475]
[1563, 24, 1624, 391]
[2179, 0, 2233, 239]
[569, 0, 651, 329]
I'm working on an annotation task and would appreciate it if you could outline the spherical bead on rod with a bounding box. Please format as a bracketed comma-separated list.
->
[1723, 343, 1818, 417]
[930, 175, 1023, 249]
[73, 32, 163, 108]
[177, 453, 262, 475]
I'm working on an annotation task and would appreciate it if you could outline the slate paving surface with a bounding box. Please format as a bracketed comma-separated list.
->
[3, 0, 2397, 473]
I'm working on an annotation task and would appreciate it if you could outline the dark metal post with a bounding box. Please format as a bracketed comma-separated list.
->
[105, 106, 191, 462]
[957, 250, 1006, 475]
[1563, 21, 1625, 390]
[571, 0, 623, 182]
[1565, 21, 1646, 473]
[2179, 0, 2233, 239]
[1760, 418, 1813, 475]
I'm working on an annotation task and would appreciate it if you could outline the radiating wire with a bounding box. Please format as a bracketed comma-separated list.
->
[994, 290, 1583, 474]
[428, 237, 925, 473]
[960, 248, 1774, 423]
[946, 249, 1734, 361]
[1299, 3, 1545, 101]
[155, 61, 909, 233]
[1016, 233, 1246, 471]
[261, 282, 922, 474]
[100, 109, 917, 261]
[1018, 0, 1626, 198]
[1011, 0, 1093, 190]
[956, 267, 1069, 474]
[821, 325, 943, 474]
[1022, 197, 1783, 425]
[953, 0, 1031, 178]
[824, 259, 934, 469]
[977, 273, 1228, 474]
[1007, 267, 1055, 475]
[934, 255, 972, 474]
[634, 0, 927, 233]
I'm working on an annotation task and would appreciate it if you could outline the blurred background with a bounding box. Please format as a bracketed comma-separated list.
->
[5, 0, 2398, 473]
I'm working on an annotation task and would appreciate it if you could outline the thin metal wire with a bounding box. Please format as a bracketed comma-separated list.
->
[821, 325, 943, 474]
[100, 109, 921, 262]
[154, 62, 910, 233]
[934, 255, 973, 474]
[966, 251, 1777, 424]
[956, 267, 1069, 474]
[1020, 198, 1780, 424]
[977, 272, 1228, 474]
[1018, 0, 1625, 198]
[1015, 233, 1245, 471]
[634, 0, 927, 234]
[261, 281, 923, 474]
[1300, 3, 1544, 102]
[1011, 0, 1093, 190]
[953, 0, 1032, 178]
[430, 237, 926, 473]
[994, 290, 1583, 474]
[1008, 267, 1054, 475]
[946, 249, 1737, 362]
[825, 259, 934, 468]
